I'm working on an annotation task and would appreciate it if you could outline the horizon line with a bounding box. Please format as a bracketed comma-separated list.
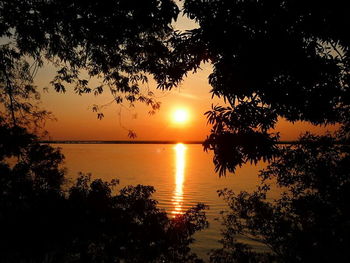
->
[40, 140, 300, 145]
[40, 140, 204, 144]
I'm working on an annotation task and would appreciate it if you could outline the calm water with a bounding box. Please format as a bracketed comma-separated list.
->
[58, 143, 267, 260]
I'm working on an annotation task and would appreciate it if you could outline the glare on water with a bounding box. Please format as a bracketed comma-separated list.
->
[172, 143, 186, 215]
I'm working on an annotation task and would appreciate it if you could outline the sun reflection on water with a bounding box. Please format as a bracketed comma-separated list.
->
[172, 143, 186, 215]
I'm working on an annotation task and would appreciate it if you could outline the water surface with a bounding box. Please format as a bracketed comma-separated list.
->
[58, 143, 267, 260]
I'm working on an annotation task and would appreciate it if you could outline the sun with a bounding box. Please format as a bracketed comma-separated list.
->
[172, 108, 189, 124]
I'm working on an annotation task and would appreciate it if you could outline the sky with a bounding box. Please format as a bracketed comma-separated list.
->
[34, 3, 335, 141]
[38, 61, 218, 141]
[36, 7, 218, 141]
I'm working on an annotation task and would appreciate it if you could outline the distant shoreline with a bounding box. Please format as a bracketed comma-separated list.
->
[40, 140, 300, 145]
[40, 140, 204, 144]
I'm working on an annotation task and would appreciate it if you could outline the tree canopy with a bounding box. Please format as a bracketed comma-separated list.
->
[0, 0, 181, 128]
[3, 0, 348, 156]
[175, 1, 350, 261]
[179, 0, 350, 174]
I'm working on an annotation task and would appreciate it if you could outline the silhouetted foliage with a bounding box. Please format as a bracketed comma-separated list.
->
[0, 3, 213, 261]
[2, 1, 350, 262]
[0, 0, 181, 124]
[203, 105, 279, 176]
[210, 132, 350, 262]
[175, 1, 350, 261]
[2, 0, 350, 165]
[179, 0, 350, 173]
[0, 47, 53, 131]
[0, 122, 208, 262]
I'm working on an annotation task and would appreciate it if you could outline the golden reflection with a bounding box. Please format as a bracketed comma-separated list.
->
[172, 143, 186, 215]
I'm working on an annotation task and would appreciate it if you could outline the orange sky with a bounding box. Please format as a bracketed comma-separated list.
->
[38, 61, 220, 141]
[37, 62, 335, 141]
[35, 5, 336, 141]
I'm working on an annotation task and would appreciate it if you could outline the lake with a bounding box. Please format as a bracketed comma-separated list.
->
[57, 143, 267, 261]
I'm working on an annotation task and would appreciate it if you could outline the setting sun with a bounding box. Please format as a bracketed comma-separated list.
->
[172, 109, 189, 124]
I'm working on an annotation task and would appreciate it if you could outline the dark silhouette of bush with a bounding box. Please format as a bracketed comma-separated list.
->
[210, 132, 350, 262]
[0, 122, 208, 262]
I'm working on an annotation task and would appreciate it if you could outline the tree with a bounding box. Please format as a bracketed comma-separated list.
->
[0, 120, 208, 262]
[172, 1, 350, 261]
[209, 132, 350, 262]
[0, 0, 182, 127]
[0, 2, 210, 261]
[0, 47, 53, 132]
[179, 0, 350, 174]
[2, 1, 350, 261]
